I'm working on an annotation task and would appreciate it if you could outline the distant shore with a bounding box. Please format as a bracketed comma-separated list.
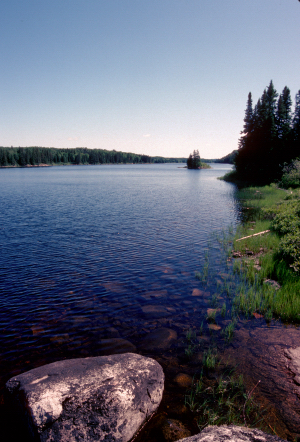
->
[0, 163, 52, 168]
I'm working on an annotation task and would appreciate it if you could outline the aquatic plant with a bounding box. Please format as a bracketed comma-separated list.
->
[206, 309, 217, 323]
[202, 347, 218, 370]
[223, 321, 236, 342]
[186, 328, 197, 342]
[211, 293, 219, 308]
[221, 302, 227, 317]
[185, 344, 196, 359]
[185, 368, 267, 431]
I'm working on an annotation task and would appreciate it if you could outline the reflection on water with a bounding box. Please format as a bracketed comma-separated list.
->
[0, 163, 245, 438]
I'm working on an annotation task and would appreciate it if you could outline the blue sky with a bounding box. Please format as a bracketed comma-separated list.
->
[1, 0, 300, 159]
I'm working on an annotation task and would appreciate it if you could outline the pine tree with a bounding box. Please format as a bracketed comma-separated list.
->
[187, 149, 201, 169]
[236, 81, 279, 182]
[276, 86, 293, 164]
[292, 90, 300, 157]
[238, 93, 253, 151]
[243, 92, 253, 134]
[192, 149, 201, 168]
[236, 93, 255, 177]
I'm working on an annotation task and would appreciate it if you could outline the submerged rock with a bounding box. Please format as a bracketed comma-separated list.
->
[141, 305, 171, 319]
[139, 328, 177, 352]
[208, 323, 221, 331]
[105, 327, 120, 338]
[177, 425, 285, 441]
[98, 337, 136, 355]
[162, 418, 191, 441]
[174, 373, 193, 388]
[6, 353, 164, 442]
[191, 289, 204, 297]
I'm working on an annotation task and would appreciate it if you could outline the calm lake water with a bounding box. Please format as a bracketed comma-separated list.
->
[0, 163, 240, 437]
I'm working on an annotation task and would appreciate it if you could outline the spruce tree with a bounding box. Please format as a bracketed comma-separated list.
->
[276, 86, 293, 164]
[187, 149, 201, 169]
[236, 93, 256, 177]
[192, 149, 201, 168]
[243, 92, 253, 134]
[292, 90, 300, 157]
[235, 82, 300, 184]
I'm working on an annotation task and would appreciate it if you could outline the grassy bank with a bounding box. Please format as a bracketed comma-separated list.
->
[231, 184, 300, 323]
[182, 184, 300, 437]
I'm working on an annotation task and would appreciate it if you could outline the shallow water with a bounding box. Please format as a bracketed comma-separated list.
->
[0, 163, 236, 380]
[2, 163, 296, 441]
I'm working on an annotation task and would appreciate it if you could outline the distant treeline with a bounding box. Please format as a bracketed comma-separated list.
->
[200, 151, 237, 164]
[0, 147, 186, 167]
[214, 150, 237, 164]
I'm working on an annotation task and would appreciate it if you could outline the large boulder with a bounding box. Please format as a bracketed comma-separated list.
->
[177, 425, 285, 442]
[6, 353, 164, 442]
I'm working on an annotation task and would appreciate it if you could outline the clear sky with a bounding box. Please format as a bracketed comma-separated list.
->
[1, 0, 300, 159]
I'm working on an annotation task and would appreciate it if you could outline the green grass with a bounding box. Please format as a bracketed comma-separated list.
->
[223, 321, 236, 341]
[237, 185, 287, 211]
[186, 328, 197, 342]
[231, 184, 300, 323]
[186, 184, 297, 437]
[185, 344, 196, 358]
[233, 220, 280, 255]
[207, 309, 217, 323]
[202, 347, 218, 370]
[185, 368, 268, 431]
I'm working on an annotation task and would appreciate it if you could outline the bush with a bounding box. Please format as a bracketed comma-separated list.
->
[280, 160, 300, 188]
[268, 197, 300, 272]
[278, 232, 300, 272]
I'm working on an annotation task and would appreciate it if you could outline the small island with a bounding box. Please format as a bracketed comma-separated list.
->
[187, 149, 211, 169]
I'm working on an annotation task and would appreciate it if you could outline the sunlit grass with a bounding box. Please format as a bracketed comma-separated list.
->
[231, 184, 300, 323]
[237, 185, 287, 211]
[233, 220, 280, 255]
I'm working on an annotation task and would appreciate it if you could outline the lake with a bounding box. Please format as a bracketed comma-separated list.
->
[0, 163, 240, 438]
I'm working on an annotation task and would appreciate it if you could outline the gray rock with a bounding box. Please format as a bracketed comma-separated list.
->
[263, 279, 281, 290]
[285, 346, 300, 386]
[6, 353, 164, 442]
[177, 425, 285, 442]
[177, 425, 285, 441]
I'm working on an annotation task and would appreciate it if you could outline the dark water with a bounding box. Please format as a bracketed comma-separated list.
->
[0, 163, 239, 437]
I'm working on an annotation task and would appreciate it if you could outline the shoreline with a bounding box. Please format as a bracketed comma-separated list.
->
[0, 162, 188, 169]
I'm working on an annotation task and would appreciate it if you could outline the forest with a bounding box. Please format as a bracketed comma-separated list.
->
[0, 146, 186, 167]
[233, 81, 300, 184]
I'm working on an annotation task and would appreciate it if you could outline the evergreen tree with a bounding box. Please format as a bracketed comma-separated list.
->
[276, 86, 293, 164]
[293, 90, 300, 154]
[187, 149, 201, 169]
[236, 81, 279, 182]
[235, 82, 300, 183]
[243, 92, 253, 134]
[236, 93, 257, 178]
[277, 86, 292, 138]
[256, 81, 278, 179]
[238, 92, 253, 150]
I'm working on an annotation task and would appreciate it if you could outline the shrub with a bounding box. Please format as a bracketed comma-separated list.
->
[280, 160, 300, 188]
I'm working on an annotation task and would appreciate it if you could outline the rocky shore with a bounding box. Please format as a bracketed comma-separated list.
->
[7, 349, 300, 441]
